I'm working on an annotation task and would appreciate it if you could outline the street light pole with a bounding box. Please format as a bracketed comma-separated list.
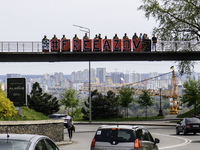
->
[73, 24, 92, 122]
[73, 24, 90, 38]
[158, 88, 163, 116]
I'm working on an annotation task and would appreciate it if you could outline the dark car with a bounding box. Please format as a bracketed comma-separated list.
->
[0, 134, 59, 150]
[48, 114, 69, 128]
[90, 125, 160, 150]
[176, 117, 200, 135]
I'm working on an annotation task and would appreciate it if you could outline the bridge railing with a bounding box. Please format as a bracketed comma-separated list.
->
[0, 41, 199, 52]
[0, 41, 42, 52]
[155, 41, 200, 52]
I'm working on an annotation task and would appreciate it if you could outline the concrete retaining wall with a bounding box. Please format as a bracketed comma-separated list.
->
[0, 120, 64, 142]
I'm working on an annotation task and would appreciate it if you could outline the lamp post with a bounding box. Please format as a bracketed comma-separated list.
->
[158, 88, 163, 116]
[73, 24, 90, 38]
[73, 24, 92, 123]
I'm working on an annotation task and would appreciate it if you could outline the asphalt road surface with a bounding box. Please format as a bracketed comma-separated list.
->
[58, 124, 200, 150]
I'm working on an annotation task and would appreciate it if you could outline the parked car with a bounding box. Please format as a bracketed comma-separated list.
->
[176, 117, 200, 135]
[48, 114, 70, 128]
[0, 134, 59, 150]
[90, 125, 160, 150]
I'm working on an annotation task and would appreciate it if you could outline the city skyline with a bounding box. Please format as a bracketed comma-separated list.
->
[0, 61, 200, 76]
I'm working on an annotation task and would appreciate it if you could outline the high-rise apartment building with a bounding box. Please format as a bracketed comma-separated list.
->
[96, 68, 106, 83]
[111, 72, 124, 84]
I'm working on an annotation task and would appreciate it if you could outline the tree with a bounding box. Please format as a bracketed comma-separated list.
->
[118, 87, 135, 118]
[139, 0, 200, 76]
[181, 79, 200, 116]
[0, 87, 17, 118]
[81, 90, 121, 120]
[136, 89, 153, 118]
[28, 82, 60, 115]
[61, 88, 80, 116]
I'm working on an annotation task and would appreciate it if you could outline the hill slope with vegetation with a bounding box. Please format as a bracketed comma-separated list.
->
[0, 106, 49, 121]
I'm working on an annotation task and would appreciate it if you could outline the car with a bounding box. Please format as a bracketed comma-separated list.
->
[48, 114, 70, 128]
[90, 125, 160, 150]
[0, 134, 59, 150]
[176, 117, 200, 135]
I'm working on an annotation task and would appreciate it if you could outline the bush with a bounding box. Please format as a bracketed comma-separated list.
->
[0, 89, 17, 119]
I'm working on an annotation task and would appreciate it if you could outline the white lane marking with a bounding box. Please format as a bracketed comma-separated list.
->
[153, 133, 192, 149]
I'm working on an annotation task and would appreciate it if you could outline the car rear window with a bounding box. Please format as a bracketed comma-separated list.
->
[95, 129, 136, 142]
[0, 140, 30, 150]
[186, 118, 200, 123]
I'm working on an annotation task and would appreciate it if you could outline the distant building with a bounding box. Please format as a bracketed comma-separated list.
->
[6, 74, 21, 78]
[96, 68, 106, 83]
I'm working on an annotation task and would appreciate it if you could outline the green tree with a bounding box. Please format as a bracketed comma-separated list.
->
[139, 0, 200, 76]
[0, 87, 17, 119]
[82, 90, 121, 120]
[61, 88, 80, 116]
[136, 89, 153, 118]
[181, 79, 200, 116]
[28, 82, 60, 115]
[118, 87, 135, 118]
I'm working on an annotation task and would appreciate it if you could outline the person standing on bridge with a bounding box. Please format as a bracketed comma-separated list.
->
[83, 33, 89, 39]
[152, 34, 157, 51]
[123, 33, 129, 39]
[73, 34, 79, 39]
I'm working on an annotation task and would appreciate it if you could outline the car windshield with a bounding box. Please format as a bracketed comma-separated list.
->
[0, 139, 30, 150]
[95, 129, 136, 142]
[186, 118, 200, 123]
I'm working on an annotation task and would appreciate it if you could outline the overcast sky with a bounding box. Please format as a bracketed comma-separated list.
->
[0, 0, 199, 75]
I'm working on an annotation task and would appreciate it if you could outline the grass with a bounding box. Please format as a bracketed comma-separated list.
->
[177, 106, 200, 118]
[0, 106, 49, 121]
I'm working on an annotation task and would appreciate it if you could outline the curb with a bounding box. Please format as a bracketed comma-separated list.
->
[73, 121, 177, 126]
[56, 140, 73, 146]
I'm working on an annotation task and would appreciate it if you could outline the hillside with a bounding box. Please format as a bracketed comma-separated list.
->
[0, 106, 49, 121]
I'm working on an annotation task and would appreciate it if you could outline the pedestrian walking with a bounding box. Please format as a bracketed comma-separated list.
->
[67, 118, 75, 141]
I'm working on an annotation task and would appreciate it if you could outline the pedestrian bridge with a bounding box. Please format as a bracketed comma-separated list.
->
[0, 40, 199, 52]
[0, 40, 199, 62]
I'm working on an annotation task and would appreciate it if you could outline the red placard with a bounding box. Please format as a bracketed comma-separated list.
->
[113, 39, 121, 52]
[72, 39, 82, 52]
[132, 39, 142, 51]
[61, 39, 70, 52]
[50, 39, 60, 52]
[103, 39, 112, 52]
[123, 39, 131, 52]
[83, 39, 92, 52]
[93, 39, 102, 52]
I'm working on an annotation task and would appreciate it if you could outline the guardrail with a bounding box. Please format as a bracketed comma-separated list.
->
[0, 41, 199, 52]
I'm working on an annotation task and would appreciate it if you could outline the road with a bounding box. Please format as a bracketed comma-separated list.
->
[58, 124, 200, 150]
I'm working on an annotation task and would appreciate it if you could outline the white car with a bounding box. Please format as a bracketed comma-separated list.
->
[0, 134, 59, 150]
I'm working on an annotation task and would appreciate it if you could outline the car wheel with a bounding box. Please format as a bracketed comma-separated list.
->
[183, 128, 187, 135]
[193, 132, 196, 135]
[176, 128, 180, 135]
